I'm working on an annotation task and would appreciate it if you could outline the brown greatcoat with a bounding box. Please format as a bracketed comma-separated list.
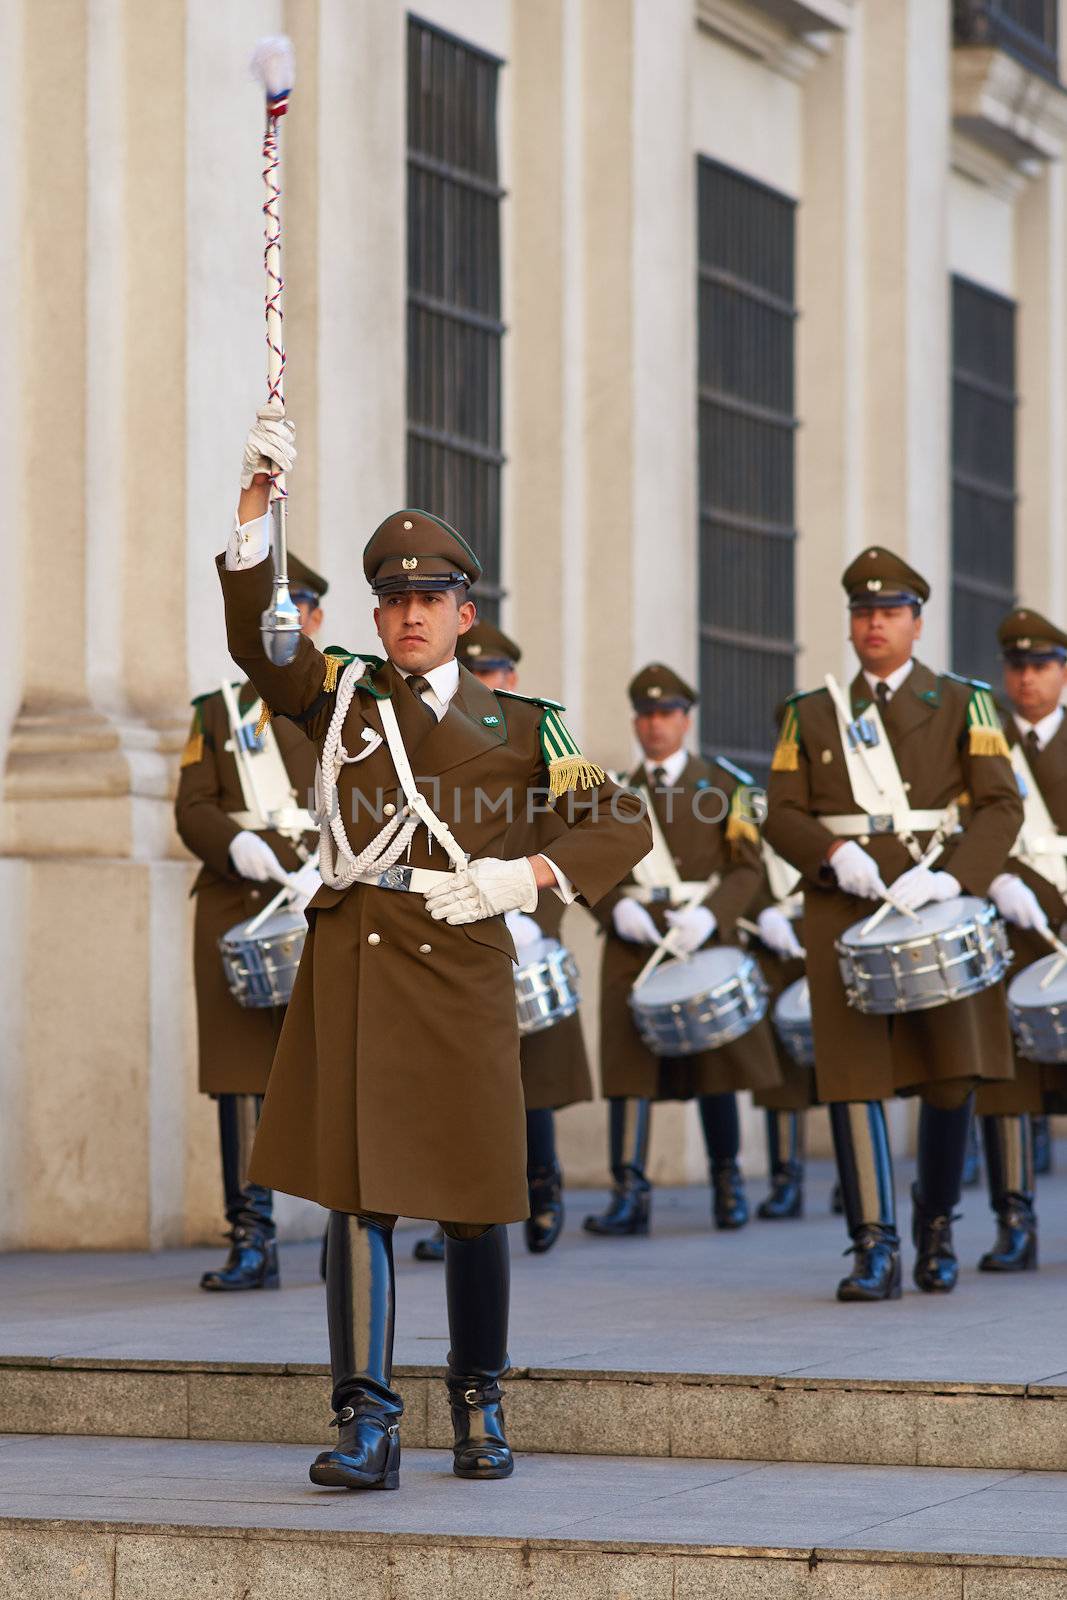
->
[977, 711, 1067, 1115]
[764, 660, 1022, 1104]
[174, 682, 318, 1095]
[217, 557, 651, 1223]
[517, 890, 594, 1112]
[594, 754, 782, 1101]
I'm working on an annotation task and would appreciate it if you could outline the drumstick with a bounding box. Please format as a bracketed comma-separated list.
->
[632, 929, 689, 992]
[859, 838, 946, 937]
[1035, 924, 1067, 990]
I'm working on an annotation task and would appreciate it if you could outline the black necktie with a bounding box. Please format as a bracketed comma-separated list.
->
[407, 675, 437, 724]
[875, 681, 891, 711]
[1026, 728, 1041, 759]
[650, 766, 666, 791]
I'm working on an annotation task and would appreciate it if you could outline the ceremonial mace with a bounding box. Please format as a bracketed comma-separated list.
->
[251, 35, 301, 666]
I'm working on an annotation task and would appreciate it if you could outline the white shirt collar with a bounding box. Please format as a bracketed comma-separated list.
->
[641, 747, 689, 787]
[396, 657, 460, 720]
[1014, 705, 1064, 752]
[863, 659, 914, 702]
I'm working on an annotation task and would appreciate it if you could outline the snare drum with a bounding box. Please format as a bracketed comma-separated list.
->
[629, 946, 768, 1057]
[514, 938, 580, 1037]
[837, 896, 1009, 1016]
[773, 978, 813, 1067]
[1008, 954, 1067, 1063]
[219, 908, 307, 1009]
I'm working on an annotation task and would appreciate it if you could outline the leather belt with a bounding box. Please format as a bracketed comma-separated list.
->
[353, 866, 457, 894]
[230, 807, 318, 834]
[820, 810, 958, 838]
[622, 881, 709, 907]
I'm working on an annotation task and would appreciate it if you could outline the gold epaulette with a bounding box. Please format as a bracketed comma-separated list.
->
[725, 784, 761, 850]
[966, 687, 1010, 758]
[254, 702, 272, 739]
[771, 703, 799, 773]
[538, 706, 605, 797]
[179, 705, 205, 768]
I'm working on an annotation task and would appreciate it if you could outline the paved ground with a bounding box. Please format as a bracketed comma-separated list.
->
[0, 1434, 1065, 1557]
[4, 1160, 1067, 1387]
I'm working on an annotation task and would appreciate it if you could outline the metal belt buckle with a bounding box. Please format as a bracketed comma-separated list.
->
[377, 865, 413, 892]
[867, 814, 894, 834]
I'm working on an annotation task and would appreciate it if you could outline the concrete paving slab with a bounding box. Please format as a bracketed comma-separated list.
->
[4, 1166, 1067, 1389]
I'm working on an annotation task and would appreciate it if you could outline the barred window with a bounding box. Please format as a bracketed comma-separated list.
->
[951, 275, 1017, 688]
[407, 15, 505, 618]
[952, 1, 1059, 83]
[696, 157, 798, 782]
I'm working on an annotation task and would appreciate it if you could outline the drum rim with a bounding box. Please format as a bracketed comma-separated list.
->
[836, 896, 997, 955]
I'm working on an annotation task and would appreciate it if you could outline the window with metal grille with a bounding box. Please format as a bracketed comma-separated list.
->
[407, 15, 505, 618]
[953, 1, 1059, 84]
[951, 275, 1017, 688]
[696, 157, 798, 782]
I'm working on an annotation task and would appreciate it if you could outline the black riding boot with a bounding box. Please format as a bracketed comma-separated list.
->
[310, 1213, 403, 1490]
[979, 1114, 1037, 1273]
[525, 1107, 564, 1254]
[757, 1110, 804, 1219]
[445, 1225, 514, 1480]
[700, 1093, 748, 1230]
[583, 1098, 651, 1236]
[961, 1107, 982, 1188]
[412, 1224, 445, 1262]
[200, 1095, 278, 1291]
[829, 1101, 900, 1302]
[1032, 1113, 1053, 1176]
[912, 1097, 972, 1294]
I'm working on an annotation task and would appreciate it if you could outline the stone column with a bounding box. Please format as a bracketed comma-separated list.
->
[861, 0, 951, 663]
[1016, 163, 1066, 615]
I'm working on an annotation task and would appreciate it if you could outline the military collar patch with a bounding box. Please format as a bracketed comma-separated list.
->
[919, 687, 940, 705]
[482, 714, 501, 726]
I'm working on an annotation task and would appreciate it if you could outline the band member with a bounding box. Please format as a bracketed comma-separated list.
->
[749, 835, 812, 1219]
[175, 549, 325, 1292]
[974, 608, 1067, 1272]
[584, 664, 781, 1237]
[218, 415, 650, 1491]
[765, 548, 1021, 1301]
[414, 623, 594, 1262]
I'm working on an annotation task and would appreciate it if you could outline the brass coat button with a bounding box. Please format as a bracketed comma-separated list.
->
[383, 802, 396, 817]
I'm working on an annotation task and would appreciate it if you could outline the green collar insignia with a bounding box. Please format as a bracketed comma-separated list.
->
[482, 714, 501, 726]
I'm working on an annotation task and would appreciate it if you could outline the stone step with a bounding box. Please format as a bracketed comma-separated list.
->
[1, 1434, 1065, 1599]
[2, 1353, 1066, 1472]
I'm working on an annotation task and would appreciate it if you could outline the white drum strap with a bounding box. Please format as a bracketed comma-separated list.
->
[630, 772, 683, 894]
[1010, 744, 1067, 895]
[763, 840, 801, 907]
[220, 678, 303, 837]
[316, 663, 467, 891]
[825, 674, 928, 864]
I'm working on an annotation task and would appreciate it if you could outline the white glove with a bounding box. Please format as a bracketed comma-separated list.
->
[504, 910, 543, 953]
[665, 904, 717, 954]
[285, 860, 323, 916]
[240, 404, 297, 488]
[424, 857, 538, 925]
[889, 865, 961, 913]
[830, 840, 888, 900]
[989, 872, 1049, 931]
[229, 830, 289, 885]
[611, 898, 661, 945]
[757, 906, 803, 959]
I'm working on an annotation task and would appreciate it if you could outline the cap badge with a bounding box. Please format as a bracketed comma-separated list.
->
[866, 578, 882, 592]
[1018, 637, 1031, 649]
[648, 685, 663, 699]
[402, 556, 418, 571]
